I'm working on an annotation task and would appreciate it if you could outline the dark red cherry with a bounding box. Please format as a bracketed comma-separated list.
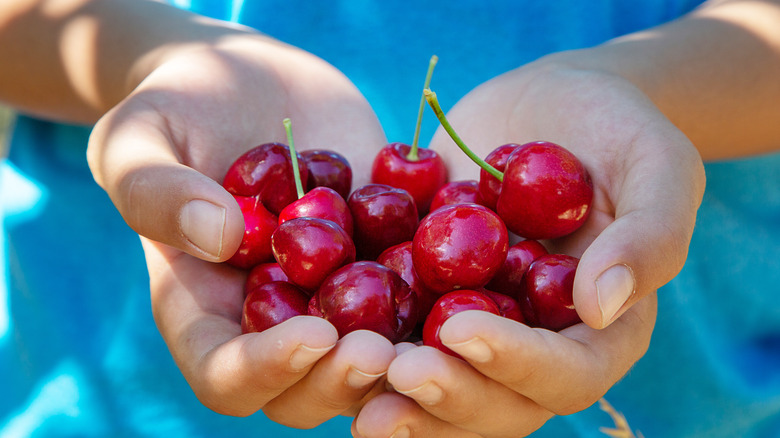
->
[301, 149, 352, 199]
[309, 261, 417, 343]
[520, 254, 582, 331]
[479, 289, 525, 324]
[377, 241, 440, 324]
[485, 239, 548, 295]
[241, 281, 309, 333]
[348, 184, 419, 260]
[429, 180, 488, 212]
[222, 142, 309, 215]
[245, 262, 289, 295]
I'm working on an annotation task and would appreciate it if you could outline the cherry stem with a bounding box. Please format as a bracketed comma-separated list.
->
[408, 54, 439, 161]
[283, 118, 305, 199]
[423, 89, 504, 182]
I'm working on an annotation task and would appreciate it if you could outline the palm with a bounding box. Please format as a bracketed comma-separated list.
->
[430, 65, 702, 327]
[90, 38, 393, 426]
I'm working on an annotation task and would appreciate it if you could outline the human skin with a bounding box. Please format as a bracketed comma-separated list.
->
[2, 0, 780, 436]
[0, 0, 390, 429]
[353, 1, 780, 436]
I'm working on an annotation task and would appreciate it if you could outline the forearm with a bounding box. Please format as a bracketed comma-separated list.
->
[0, 0, 252, 124]
[546, 0, 780, 161]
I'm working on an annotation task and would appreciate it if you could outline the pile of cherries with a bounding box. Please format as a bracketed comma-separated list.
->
[220, 100, 593, 358]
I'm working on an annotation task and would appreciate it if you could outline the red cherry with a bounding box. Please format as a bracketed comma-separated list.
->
[496, 141, 593, 239]
[520, 254, 582, 331]
[371, 142, 448, 216]
[309, 261, 417, 343]
[478, 143, 520, 211]
[348, 184, 419, 260]
[226, 195, 278, 270]
[245, 262, 289, 295]
[222, 142, 309, 215]
[278, 186, 354, 237]
[422, 290, 500, 359]
[429, 180, 488, 212]
[485, 239, 548, 295]
[479, 289, 525, 324]
[241, 281, 309, 333]
[376, 241, 440, 324]
[370, 55, 447, 217]
[301, 149, 352, 199]
[271, 217, 356, 292]
[412, 203, 508, 293]
[424, 92, 593, 240]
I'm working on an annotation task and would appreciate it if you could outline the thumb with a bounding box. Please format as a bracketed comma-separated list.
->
[572, 142, 706, 329]
[87, 105, 244, 262]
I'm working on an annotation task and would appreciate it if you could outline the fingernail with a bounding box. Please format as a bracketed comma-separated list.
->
[444, 337, 492, 363]
[596, 264, 636, 327]
[180, 199, 226, 258]
[346, 367, 386, 389]
[289, 344, 334, 371]
[390, 425, 411, 438]
[397, 381, 444, 405]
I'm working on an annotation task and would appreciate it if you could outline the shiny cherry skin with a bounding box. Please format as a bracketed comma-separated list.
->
[479, 289, 526, 324]
[222, 142, 309, 215]
[301, 149, 352, 199]
[412, 203, 508, 293]
[496, 141, 593, 240]
[376, 241, 440, 324]
[278, 186, 354, 237]
[429, 180, 488, 212]
[520, 254, 582, 331]
[478, 143, 520, 211]
[241, 281, 309, 333]
[245, 262, 289, 295]
[485, 239, 548, 295]
[371, 143, 448, 216]
[309, 261, 417, 343]
[347, 183, 419, 260]
[226, 195, 278, 270]
[271, 217, 356, 292]
[422, 290, 501, 359]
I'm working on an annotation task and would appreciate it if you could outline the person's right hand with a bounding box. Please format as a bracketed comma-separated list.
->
[87, 31, 393, 427]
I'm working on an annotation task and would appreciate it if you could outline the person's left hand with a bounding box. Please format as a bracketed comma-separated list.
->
[353, 296, 655, 437]
[352, 52, 704, 437]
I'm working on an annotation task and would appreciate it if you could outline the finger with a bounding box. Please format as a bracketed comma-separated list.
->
[385, 346, 553, 437]
[439, 293, 656, 415]
[568, 123, 705, 328]
[353, 392, 482, 438]
[88, 100, 244, 262]
[145, 240, 339, 416]
[341, 341, 419, 418]
[262, 330, 396, 429]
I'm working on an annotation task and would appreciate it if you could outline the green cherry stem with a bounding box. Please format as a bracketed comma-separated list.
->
[408, 54, 439, 161]
[423, 89, 504, 182]
[283, 117, 305, 199]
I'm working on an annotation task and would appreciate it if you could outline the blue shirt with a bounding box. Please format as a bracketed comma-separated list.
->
[3, 1, 779, 437]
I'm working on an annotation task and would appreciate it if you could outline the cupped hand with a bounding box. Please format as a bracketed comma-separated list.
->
[431, 58, 705, 329]
[353, 56, 705, 437]
[87, 33, 391, 426]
